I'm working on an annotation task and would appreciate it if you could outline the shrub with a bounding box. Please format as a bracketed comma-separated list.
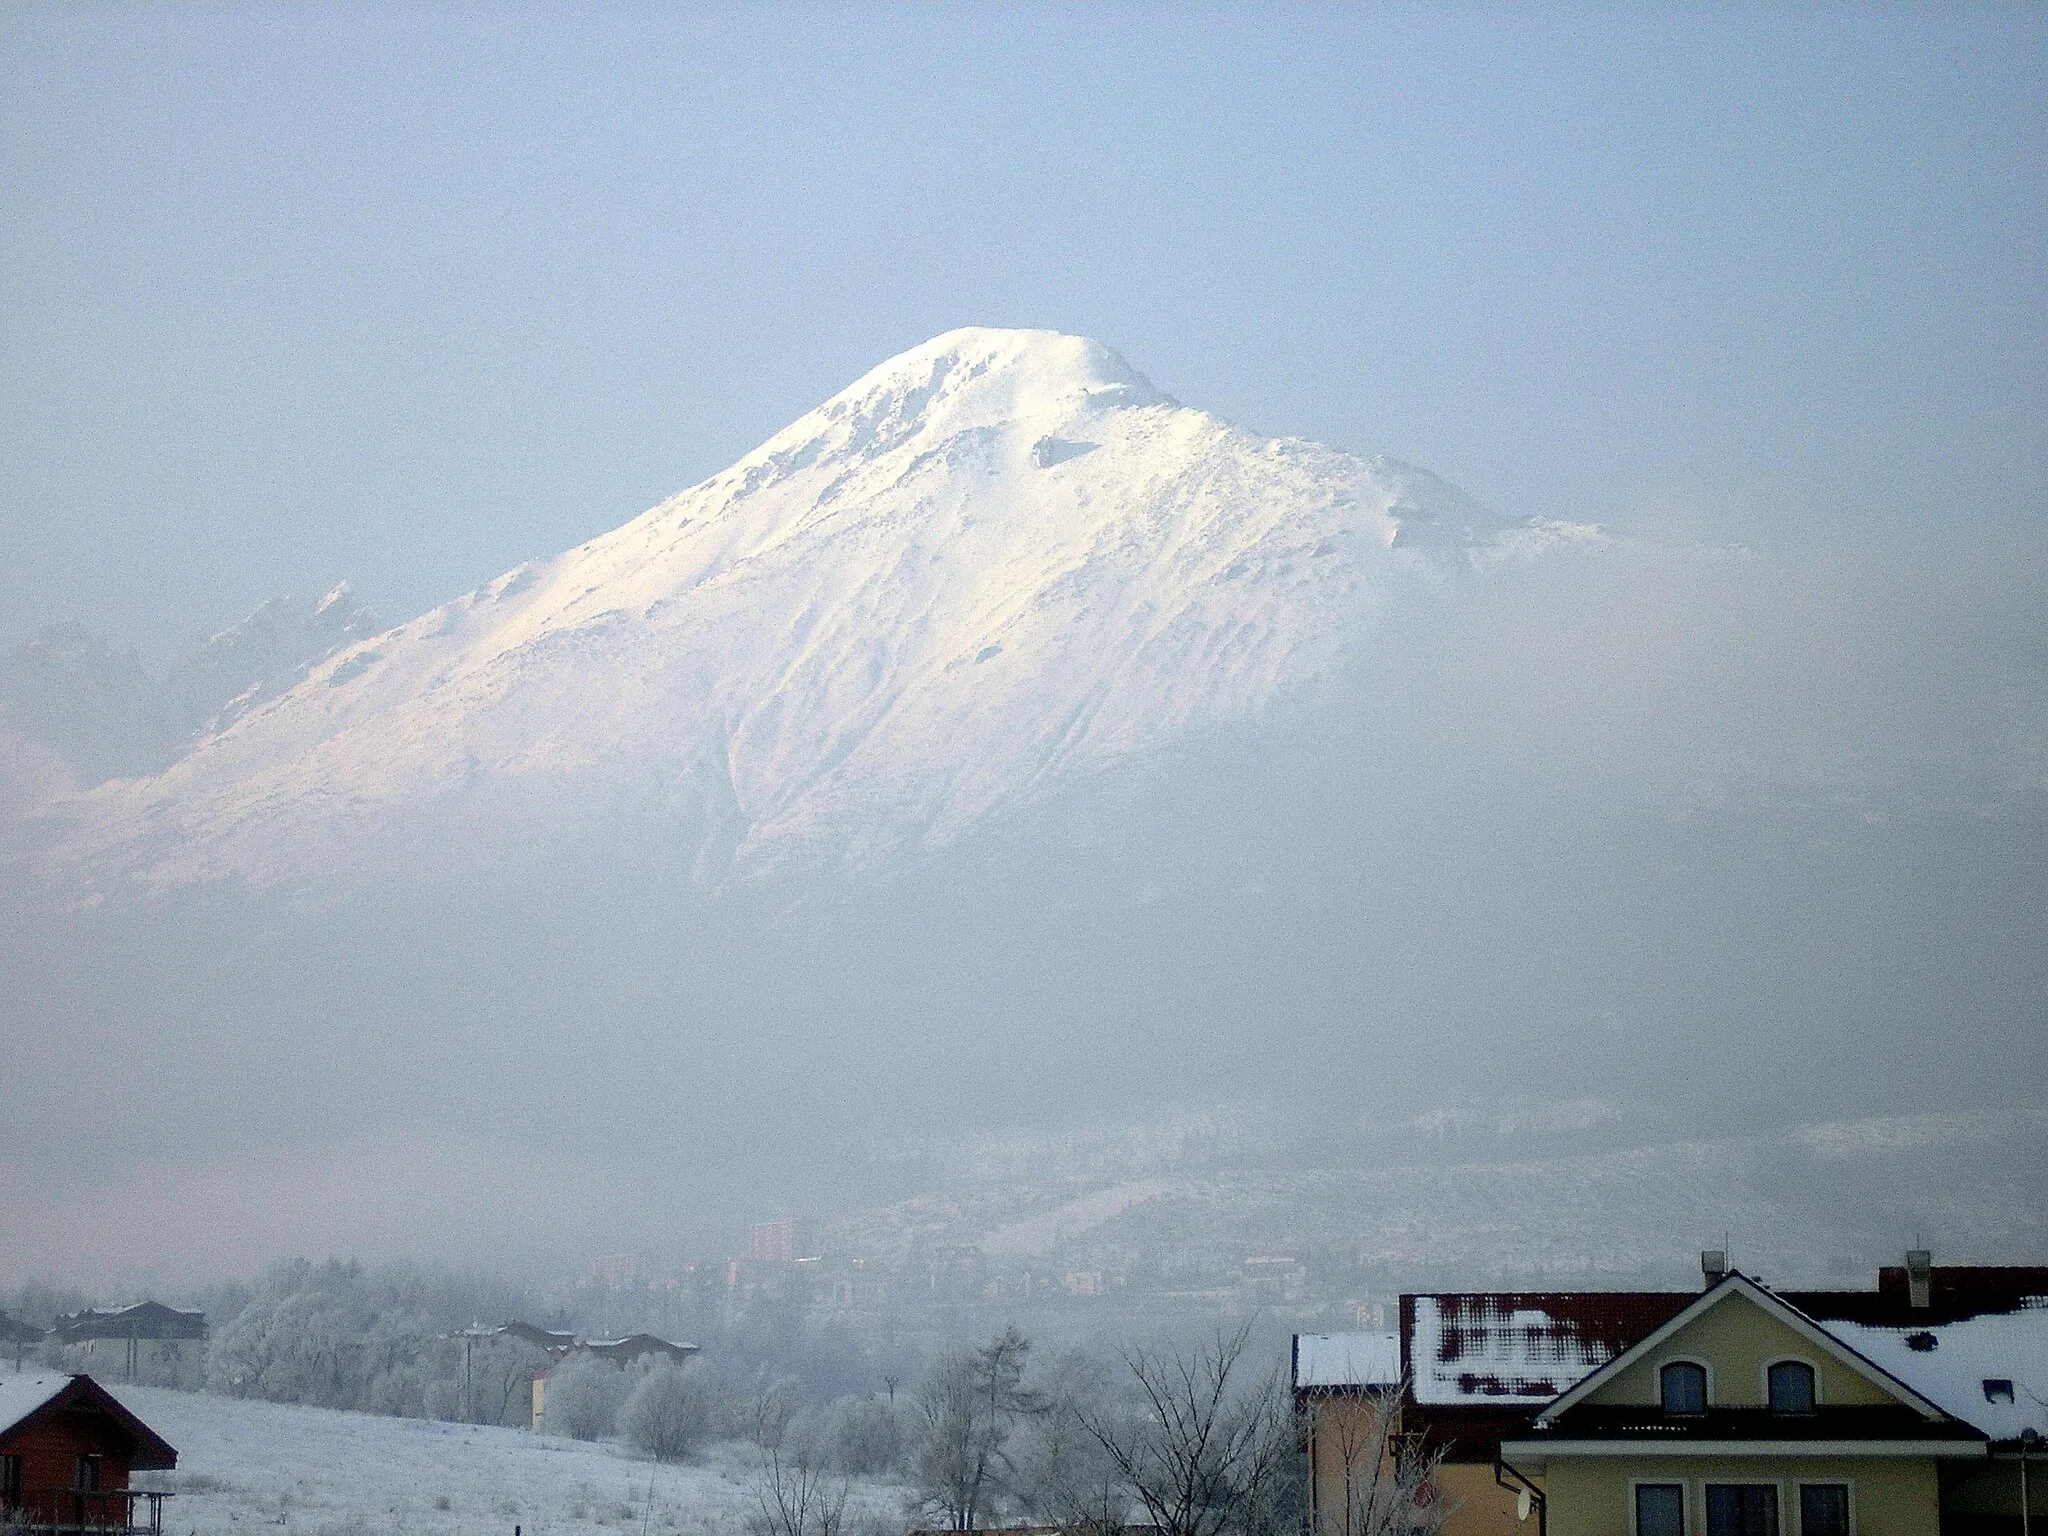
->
[544, 1355, 631, 1441]
[619, 1360, 710, 1462]
[823, 1395, 902, 1475]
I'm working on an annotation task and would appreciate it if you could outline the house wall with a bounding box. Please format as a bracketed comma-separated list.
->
[1432, 1461, 1525, 1536]
[0, 1413, 134, 1524]
[1539, 1454, 1941, 1536]
[1586, 1299, 1893, 1410]
[1304, 1395, 1524, 1536]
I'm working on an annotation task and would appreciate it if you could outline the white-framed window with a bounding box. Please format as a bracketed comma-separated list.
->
[1660, 1357, 1712, 1414]
[1704, 1481, 1782, 1536]
[1766, 1358, 1819, 1414]
[1794, 1481, 1852, 1536]
[1632, 1479, 1687, 1536]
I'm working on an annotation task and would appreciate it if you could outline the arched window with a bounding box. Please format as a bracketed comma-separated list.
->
[1768, 1359, 1816, 1414]
[1660, 1360, 1708, 1414]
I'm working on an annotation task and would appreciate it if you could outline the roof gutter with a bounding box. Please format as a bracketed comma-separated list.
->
[1501, 1437, 1987, 1461]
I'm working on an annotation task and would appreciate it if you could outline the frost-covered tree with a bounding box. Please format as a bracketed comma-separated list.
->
[206, 1290, 364, 1407]
[1009, 1349, 1126, 1533]
[823, 1394, 903, 1475]
[730, 1377, 804, 1451]
[544, 1354, 632, 1440]
[621, 1360, 711, 1461]
[465, 1335, 550, 1427]
[1073, 1322, 1301, 1536]
[909, 1326, 1045, 1531]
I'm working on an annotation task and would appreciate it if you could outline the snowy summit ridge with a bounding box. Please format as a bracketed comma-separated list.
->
[50, 328, 1578, 888]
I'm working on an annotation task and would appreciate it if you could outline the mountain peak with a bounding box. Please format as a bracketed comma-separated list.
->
[38, 335, 1566, 891]
[857, 327, 1162, 409]
[719, 330, 1164, 495]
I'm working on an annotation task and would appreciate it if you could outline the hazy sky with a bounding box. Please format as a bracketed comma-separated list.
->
[3, 3, 2042, 660]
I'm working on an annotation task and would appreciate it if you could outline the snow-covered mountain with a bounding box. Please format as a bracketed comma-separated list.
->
[32, 328, 1586, 892]
[0, 585, 380, 805]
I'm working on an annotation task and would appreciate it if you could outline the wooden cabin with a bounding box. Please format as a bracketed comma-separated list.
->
[0, 1374, 176, 1533]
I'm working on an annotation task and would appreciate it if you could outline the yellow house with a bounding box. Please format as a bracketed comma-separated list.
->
[1498, 1274, 1985, 1536]
[1299, 1291, 1700, 1536]
[1296, 1261, 2047, 1536]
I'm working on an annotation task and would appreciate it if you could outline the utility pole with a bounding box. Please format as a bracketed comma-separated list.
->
[454, 1322, 496, 1425]
[2022, 1426, 2038, 1536]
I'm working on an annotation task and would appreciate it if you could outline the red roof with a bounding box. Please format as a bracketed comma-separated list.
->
[1401, 1291, 1694, 1406]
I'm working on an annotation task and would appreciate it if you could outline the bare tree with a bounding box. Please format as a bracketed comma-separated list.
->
[1010, 1349, 1128, 1535]
[467, 1336, 549, 1427]
[733, 1377, 803, 1451]
[746, 1437, 851, 1536]
[1296, 1374, 1450, 1536]
[1073, 1321, 1302, 1536]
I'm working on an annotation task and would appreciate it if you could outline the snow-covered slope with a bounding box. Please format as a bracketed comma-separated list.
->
[0, 584, 380, 804]
[45, 329, 1581, 890]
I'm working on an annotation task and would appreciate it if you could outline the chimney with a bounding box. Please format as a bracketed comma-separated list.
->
[1906, 1249, 1932, 1309]
[1701, 1250, 1729, 1289]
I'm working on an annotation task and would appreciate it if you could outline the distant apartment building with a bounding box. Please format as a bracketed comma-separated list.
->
[747, 1218, 797, 1264]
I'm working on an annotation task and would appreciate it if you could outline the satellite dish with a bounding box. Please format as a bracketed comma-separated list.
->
[1517, 1488, 1532, 1522]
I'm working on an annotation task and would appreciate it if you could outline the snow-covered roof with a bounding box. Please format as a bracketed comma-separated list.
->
[0, 1374, 72, 1437]
[55, 1301, 206, 1340]
[1294, 1332, 1400, 1390]
[1409, 1293, 1692, 1406]
[1829, 1303, 2048, 1442]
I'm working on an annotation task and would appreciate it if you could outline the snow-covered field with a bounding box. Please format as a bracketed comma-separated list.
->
[4, 1374, 900, 1536]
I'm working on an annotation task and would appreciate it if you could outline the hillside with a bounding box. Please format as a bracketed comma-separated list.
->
[33, 1375, 899, 1536]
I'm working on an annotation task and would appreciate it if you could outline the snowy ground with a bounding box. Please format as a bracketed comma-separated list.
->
[4, 1374, 902, 1536]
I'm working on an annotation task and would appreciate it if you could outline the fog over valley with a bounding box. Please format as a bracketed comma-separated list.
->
[3, 330, 2042, 1293]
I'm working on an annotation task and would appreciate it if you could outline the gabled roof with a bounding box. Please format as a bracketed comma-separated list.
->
[493, 1320, 578, 1351]
[0, 1374, 178, 1470]
[1824, 1303, 2048, 1443]
[581, 1333, 697, 1361]
[1535, 1272, 1953, 1426]
[54, 1301, 207, 1342]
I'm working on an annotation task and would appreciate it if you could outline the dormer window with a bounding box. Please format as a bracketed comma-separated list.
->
[1660, 1360, 1708, 1414]
[1767, 1360, 1816, 1414]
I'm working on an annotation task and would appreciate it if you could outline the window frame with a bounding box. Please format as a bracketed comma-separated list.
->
[1659, 1356, 1714, 1415]
[1703, 1480, 1785, 1536]
[1764, 1357, 1821, 1415]
[1630, 1477, 1689, 1536]
[1793, 1480, 1854, 1536]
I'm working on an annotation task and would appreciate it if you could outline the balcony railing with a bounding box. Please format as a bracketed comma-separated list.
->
[5, 1488, 172, 1535]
